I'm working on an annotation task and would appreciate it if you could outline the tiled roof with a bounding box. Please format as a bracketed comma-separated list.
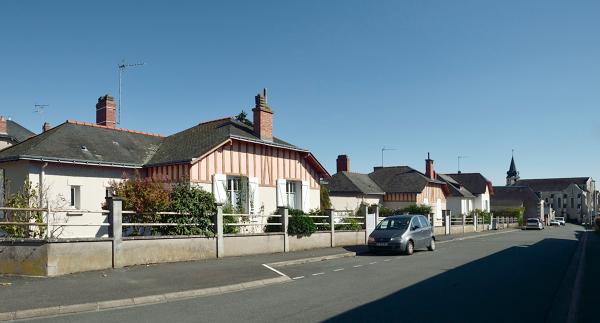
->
[0, 121, 163, 167]
[515, 178, 591, 192]
[326, 172, 384, 195]
[445, 173, 493, 195]
[437, 174, 475, 198]
[0, 120, 36, 143]
[492, 186, 539, 203]
[146, 117, 302, 166]
[368, 166, 446, 193]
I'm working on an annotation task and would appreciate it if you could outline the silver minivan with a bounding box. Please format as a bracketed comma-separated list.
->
[367, 214, 435, 255]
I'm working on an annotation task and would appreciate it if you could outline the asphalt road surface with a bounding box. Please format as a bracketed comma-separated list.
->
[26, 225, 583, 323]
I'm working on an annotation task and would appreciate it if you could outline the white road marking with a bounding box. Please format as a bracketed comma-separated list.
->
[383, 259, 391, 262]
[261, 264, 289, 278]
[292, 276, 304, 280]
[312, 272, 325, 276]
[333, 268, 344, 272]
[353, 265, 363, 268]
[369, 262, 377, 265]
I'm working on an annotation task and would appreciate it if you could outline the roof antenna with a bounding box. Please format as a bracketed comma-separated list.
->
[33, 104, 49, 114]
[381, 147, 397, 167]
[458, 155, 468, 173]
[118, 60, 145, 125]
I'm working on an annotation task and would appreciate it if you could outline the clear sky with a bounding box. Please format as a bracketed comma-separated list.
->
[1, 0, 599, 184]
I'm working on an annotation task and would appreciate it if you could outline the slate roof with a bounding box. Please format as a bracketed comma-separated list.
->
[147, 117, 301, 166]
[0, 120, 35, 143]
[445, 173, 493, 195]
[492, 186, 539, 203]
[507, 156, 518, 177]
[514, 178, 591, 192]
[368, 166, 446, 193]
[0, 121, 163, 167]
[326, 172, 384, 195]
[437, 173, 475, 198]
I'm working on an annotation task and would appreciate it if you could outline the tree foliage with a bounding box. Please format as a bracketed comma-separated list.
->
[235, 110, 253, 127]
[320, 186, 332, 210]
[1, 180, 45, 238]
[399, 204, 432, 215]
[161, 182, 217, 236]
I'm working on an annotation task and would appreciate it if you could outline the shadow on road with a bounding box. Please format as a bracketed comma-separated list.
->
[327, 232, 583, 323]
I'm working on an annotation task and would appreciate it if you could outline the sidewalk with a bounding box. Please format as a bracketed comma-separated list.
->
[580, 230, 600, 323]
[0, 229, 514, 320]
[436, 228, 519, 242]
[0, 246, 362, 315]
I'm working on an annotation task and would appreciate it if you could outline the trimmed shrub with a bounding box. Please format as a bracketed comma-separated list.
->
[160, 182, 216, 236]
[337, 217, 362, 231]
[400, 204, 432, 215]
[288, 213, 316, 236]
[320, 186, 332, 211]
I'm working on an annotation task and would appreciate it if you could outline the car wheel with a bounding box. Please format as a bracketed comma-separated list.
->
[405, 240, 414, 255]
[428, 238, 436, 251]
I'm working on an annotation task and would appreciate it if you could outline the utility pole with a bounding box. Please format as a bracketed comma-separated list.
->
[118, 61, 145, 125]
[381, 147, 397, 167]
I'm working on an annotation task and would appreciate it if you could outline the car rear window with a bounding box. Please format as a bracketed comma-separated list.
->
[527, 219, 538, 223]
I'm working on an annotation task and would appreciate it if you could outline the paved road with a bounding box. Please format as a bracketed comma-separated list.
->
[25, 225, 584, 323]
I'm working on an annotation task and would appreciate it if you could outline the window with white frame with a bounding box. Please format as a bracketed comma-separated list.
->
[70, 186, 81, 209]
[226, 176, 248, 213]
[286, 181, 301, 210]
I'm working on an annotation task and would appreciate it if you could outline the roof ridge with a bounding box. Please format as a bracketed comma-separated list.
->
[196, 116, 233, 127]
[66, 120, 164, 138]
[0, 121, 64, 153]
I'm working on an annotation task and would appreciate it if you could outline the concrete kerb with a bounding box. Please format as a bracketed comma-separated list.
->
[266, 252, 357, 268]
[436, 229, 520, 244]
[0, 276, 291, 322]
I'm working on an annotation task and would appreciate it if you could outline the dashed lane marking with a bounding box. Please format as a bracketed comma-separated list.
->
[292, 276, 304, 280]
[333, 268, 344, 272]
[383, 259, 391, 262]
[312, 272, 325, 276]
[353, 265, 363, 268]
[369, 262, 377, 265]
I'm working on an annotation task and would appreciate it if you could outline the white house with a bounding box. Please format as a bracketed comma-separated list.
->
[0, 91, 329, 238]
[438, 172, 493, 216]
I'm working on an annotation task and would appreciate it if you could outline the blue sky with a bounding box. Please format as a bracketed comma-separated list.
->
[1, 0, 599, 184]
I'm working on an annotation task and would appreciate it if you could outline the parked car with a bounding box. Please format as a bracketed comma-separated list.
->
[368, 214, 435, 255]
[549, 219, 560, 226]
[526, 218, 544, 230]
[555, 217, 566, 226]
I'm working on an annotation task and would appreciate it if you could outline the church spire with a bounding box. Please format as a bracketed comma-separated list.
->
[506, 150, 519, 185]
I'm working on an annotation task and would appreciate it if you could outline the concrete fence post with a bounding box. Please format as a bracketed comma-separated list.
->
[326, 209, 335, 247]
[444, 210, 450, 235]
[474, 214, 478, 231]
[278, 207, 289, 252]
[363, 204, 369, 244]
[107, 197, 123, 268]
[215, 204, 224, 258]
[462, 214, 466, 234]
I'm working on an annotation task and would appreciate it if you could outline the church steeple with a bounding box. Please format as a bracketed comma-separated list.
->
[506, 151, 519, 185]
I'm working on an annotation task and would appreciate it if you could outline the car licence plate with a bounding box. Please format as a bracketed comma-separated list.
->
[376, 242, 388, 246]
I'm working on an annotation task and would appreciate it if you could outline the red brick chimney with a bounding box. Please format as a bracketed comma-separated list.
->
[0, 116, 7, 135]
[96, 95, 117, 128]
[42, 122, 51, 132]
[252, 88, 273, 141]
[336, 155, 350, 173]
[425, 152, 435, 179]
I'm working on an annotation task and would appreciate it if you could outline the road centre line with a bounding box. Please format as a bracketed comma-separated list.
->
[353, 265, 363, 268]
[312, 272, 325, 276]
[369, 262, 377, 265]
[292, 276, 304, 280]
[333, 268, 344, 272]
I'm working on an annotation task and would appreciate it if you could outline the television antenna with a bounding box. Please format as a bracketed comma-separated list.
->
[118, 61, 145, 124]
[381, 147, 397, 167]
[457, 155, 468, 173]
[33, 104, 49, 114]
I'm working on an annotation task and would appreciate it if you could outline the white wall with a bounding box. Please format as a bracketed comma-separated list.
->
[27, 162, 135, 238]
[474, 187, 490, 211]
[330, 194, 381, 212]
[0, 139, 12, 151]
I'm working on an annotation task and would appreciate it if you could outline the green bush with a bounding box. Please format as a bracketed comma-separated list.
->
[159, 182, 216, 236]
[221, 204, 240, 234]
[288, 213, 316, 236]
[378, 206, 396, 217]
[400, 204, 432, 215]
[320, 186, 332, 210]
[309, 209, 330, 231]
[1, 180, 45, 238]
[337, 217, 362, 231]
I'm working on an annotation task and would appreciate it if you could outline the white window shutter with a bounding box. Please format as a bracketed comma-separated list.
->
[301, 181, 310, 213]
[276, 179, 287, 207]
[212, 174, 227, 204]
[249, 177, 260, 214]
